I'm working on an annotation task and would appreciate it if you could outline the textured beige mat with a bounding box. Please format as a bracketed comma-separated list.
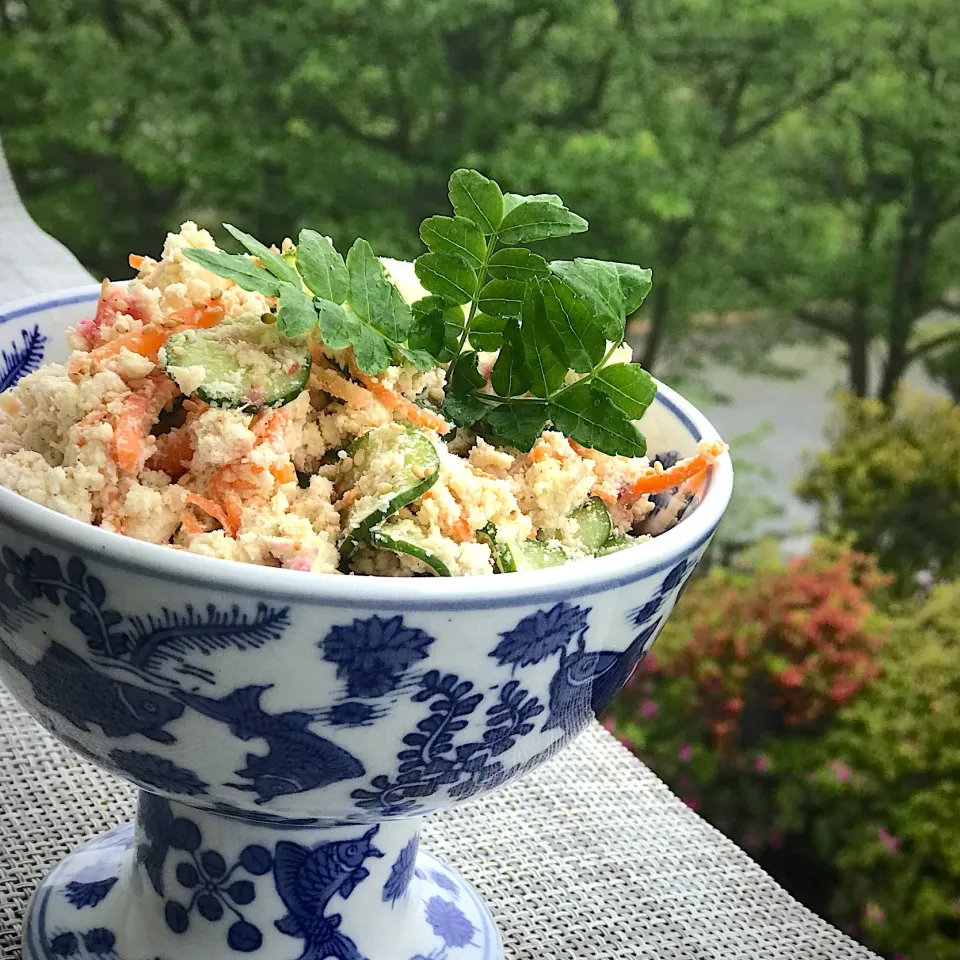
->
[0, 684, 878, 960]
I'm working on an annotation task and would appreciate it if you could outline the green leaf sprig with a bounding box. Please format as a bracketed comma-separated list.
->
[411, 169, 655, 456]
[182, 226, 434, 374]
[180, 168, 656, 456]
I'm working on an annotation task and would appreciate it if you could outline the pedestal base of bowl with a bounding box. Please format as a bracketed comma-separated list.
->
[21, 795, 502, 960]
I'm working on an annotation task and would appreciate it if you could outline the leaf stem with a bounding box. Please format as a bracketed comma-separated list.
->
[451, 233, 497, 373]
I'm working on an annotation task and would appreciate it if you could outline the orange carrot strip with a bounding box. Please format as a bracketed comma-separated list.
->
[113, 394, 150, 473]
[592, 486, 618, 505]
[222, 491, 244, 536]
[252, 408, 289, 446]
[452, 516, 473, 543]
[129, 254, 144, 270]
[314, 366, 373, 408]
[270, 462, 297, 486]
[180, 511, 205, 535]
[630, 440, 727, 496]
[352, 370, 449, 434]
[172, 302, 224, 329]
[569, 440, 592, 457]
[89, 327, 168, 363]
[185, 493, 232, 534]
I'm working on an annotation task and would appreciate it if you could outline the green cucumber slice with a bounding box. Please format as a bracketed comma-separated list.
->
[478, 520, 570, 573]
[338, 424, 440, 557]
[368, 521, 452, 577]
[496, 537, 569, 573]
[569, 497, 613, 554]
[597, 532, 633, 556]
[160, 315, 311, 409]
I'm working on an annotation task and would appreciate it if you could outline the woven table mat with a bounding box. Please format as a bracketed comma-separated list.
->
[0, 686, 878, 960]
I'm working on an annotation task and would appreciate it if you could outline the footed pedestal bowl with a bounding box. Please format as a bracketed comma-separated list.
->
[0, 287, 733, 960]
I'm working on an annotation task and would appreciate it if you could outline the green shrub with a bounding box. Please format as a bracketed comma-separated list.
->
[798, 393, 960, 593]
[794, 580, 960, 960]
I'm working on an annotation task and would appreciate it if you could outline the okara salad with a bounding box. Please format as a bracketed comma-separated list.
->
[0, 170, 725, 577]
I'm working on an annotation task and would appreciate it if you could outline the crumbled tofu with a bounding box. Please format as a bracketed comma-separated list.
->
[190, 409, 257, 471]
[0, 240, 705, 576]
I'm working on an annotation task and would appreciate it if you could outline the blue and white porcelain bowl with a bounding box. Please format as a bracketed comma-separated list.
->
[0, 286, 733, 960]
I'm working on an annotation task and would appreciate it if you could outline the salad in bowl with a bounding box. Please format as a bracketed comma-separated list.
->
[0, 169, 724, 578]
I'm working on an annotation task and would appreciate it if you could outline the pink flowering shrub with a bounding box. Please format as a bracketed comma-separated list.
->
[606, 539, 889, 836]
[793, 581, 960, 959]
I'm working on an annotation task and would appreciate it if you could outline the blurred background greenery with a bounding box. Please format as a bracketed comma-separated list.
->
[2, 1, 959, 956]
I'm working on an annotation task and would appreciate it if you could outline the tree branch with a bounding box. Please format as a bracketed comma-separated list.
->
[723, 59, 857, 147]
[743, 271, 851, 338]
[907, 326, 960, 362]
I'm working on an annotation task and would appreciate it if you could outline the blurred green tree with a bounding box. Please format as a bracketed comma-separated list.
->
[0, 0, 855, 375]
[737, 0, 960, 403]
[2, 0, 957, 402]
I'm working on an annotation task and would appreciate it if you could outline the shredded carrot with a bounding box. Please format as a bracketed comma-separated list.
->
[88, 301, 223, 365]
[113, 394, 150, 473]
[180, 511, 205, 535]
[529, 444, 554, 463]
[185, 493, 232, 534]
[630, 439, 727, 497]
[315, 366, 373, 408]
[172, 301, 224, 330]
[222, 490, 244, 536]
[89, 326, 168, 363]
[592, 486, 618, 505]
[183, 398, 211, 419]
[352, 369, 449, 434]
[452, 516, 473, 543]
[252, 408, 289, 447]
[128, 254, 144, 270]
[569, 440, 590, 457]
[270, 462, 297, 486]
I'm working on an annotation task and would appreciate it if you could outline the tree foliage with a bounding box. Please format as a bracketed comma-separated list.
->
[1, 0, 957, 400]
[798, 393, 960, 592]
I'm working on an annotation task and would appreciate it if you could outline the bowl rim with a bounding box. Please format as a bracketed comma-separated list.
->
[0, 285, 734, 610]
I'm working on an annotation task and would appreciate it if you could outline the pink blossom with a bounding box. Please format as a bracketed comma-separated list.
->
[601, 716, 616, 733]
[753, 754, 769, 773]
[681, 796, 699, 812]
[678, 744, 693, 762]
[863, 903, 885, 926]
[742, 831, 758, 849]
[828, 759, 852, 783]
[641, 699, 659, 719]
[877, 827, 900, 853]
[618, 737, 634, 751]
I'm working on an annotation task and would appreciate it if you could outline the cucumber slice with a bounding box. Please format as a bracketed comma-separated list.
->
[569, 497, 613, 554]
[597, 532, 633, 556]
[338, 424, 441, 557]
[478, 521, 569, 573]
[496, 537, 569, 573]
[160, 315, 311, 409]
[368, 520, 452, 577]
